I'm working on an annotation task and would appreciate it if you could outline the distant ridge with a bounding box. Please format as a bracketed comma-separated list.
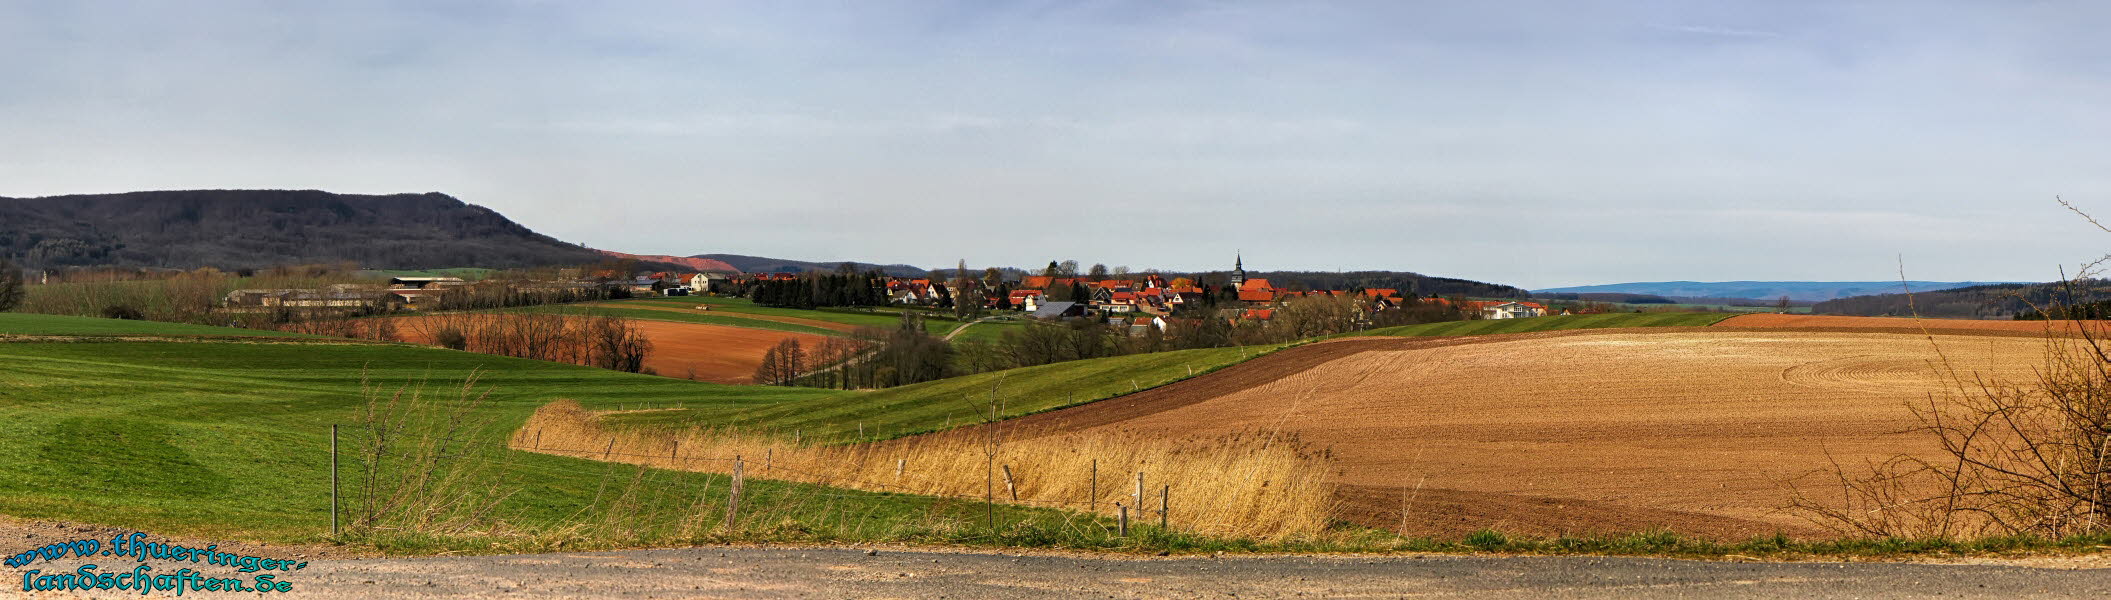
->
[0, 189, 606, 270]
[1534, 281, 2019, 303]
[600, 251, 741, 274]
[694, 253, 928, 277]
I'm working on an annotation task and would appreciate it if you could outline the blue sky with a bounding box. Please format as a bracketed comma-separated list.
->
[3, 1, 2107, 288]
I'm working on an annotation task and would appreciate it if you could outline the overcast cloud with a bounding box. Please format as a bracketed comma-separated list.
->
[2, 1, 2107, 288]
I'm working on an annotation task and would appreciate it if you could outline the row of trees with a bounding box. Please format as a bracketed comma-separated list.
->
[746, 269, 892, 308]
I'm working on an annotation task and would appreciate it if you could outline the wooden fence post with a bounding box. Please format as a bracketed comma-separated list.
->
[1002, 465, 1017, 501]
[1160, 485, 1169, 530]
[1118, 503, 1129, 537]
[896, 458, 905, 479]
[603, 438, 615, 460]
[766, 448, 773, 472]
[725, 455, 743, 530]
[1089, 459, 1098, 513]
[1134, 471, 1145, 510]
[329, 424, 339, 536]
[532, 429, 542, 450]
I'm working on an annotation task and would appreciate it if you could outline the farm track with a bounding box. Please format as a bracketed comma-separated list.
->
[962, 325, 2060, 539]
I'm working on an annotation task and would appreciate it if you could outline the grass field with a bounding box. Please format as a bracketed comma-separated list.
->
[611, 296, 959, 335]
[0, 313, 315, 337]
[501, 304, 843, 336]
[0, 330, 1138, 553]
[603, 344, 1287, 441]
[1348, 312, 1736, 337]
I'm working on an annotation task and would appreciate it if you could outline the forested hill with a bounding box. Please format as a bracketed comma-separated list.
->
[1811, 280, 2108, 319]
[695, 253, 929, 277]
[0, 189, 606, 270]
[1535, 281, 2010, 303]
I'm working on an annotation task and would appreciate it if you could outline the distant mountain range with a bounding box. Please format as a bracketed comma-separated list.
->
[0, 189, 608, 270]
[1533, 281, 2020, 303]
[693, 254, 929, 277]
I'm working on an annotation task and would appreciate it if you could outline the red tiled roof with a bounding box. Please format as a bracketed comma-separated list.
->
[1238, 289, 1275, 303]
[1241, 279, 1273, 291]
[1240, 309, 1274, 320]
[1022, 276, 1054, 289]
[1364, 288, 1399, 298]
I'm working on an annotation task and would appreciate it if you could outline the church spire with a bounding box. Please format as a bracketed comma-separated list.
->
[1231, 251, 1247, 286]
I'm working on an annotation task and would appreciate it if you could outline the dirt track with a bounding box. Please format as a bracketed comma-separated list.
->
[391, 315, 833, 384]
[1000, 328, 2055, 538]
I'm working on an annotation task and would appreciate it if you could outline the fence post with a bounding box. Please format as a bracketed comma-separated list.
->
[671, 439, 679, 465]
[1160, 485, 1169, 530]
[766, 448, 774, 472]
[532, 429, 542, 450]
[1118, 503, 1129, 537]
[1134, 471, 1144, 511]
[329, 424, 339, 536]
[896, 458, 905, 479]
[725, 455, 743, 530]
[1089, 459, 1097, 514]
[603, 437, 615, 460]
[1002, 465, 1017, 501]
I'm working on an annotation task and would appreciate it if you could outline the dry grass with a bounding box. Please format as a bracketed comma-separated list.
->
[511, 399, 1338, 540]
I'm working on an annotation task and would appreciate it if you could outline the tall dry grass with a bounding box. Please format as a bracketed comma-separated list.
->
[510, 399, 1338, 540]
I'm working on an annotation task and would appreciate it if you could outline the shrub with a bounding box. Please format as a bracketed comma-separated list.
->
[101, 304, 145, 320]
[434, 327, 468, 350]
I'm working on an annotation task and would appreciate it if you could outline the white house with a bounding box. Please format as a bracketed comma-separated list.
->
[1481, 302, 1548, 320]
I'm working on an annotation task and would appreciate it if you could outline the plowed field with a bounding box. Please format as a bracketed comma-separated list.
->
[1718, 313, 2110, 336]
[1003, 328, 2056, 538]
[392, 315, 832, 384]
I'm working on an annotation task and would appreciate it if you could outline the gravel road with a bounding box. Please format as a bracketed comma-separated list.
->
[267, 546, 2109, 599]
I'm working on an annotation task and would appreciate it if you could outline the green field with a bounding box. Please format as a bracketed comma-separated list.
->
[0, 313, 316, 337]
[502, 304, 842, 336]
[609, 296, 959, 335]
[0, 315, 1132, 553]
[604, 344, 1285, 441]
[1348, 312, 1736, 338]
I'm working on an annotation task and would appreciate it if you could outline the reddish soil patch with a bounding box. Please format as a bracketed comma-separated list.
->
[1718, 313, 2109, 337]
[392, 315, 832, 384]
[994, 328, 2053, 539]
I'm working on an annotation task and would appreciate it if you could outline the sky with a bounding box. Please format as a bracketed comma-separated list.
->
[3, 1, 2108, 289]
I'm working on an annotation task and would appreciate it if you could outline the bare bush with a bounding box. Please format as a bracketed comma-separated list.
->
[1787, 199, 2111, 539]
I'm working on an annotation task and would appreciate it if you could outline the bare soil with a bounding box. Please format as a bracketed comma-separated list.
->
[390, 315, 834, 384]
[996, 328, 2054, 538]
[1718, 313, 2109, 337]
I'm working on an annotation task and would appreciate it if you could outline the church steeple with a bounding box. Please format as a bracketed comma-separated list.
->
[1231, 251, 1247, 287]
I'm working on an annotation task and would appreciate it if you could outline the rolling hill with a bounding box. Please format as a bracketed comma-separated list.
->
[693, 253, 929, 277]
[0, 189, 607, 270]
[1534, 280, 2015, 303]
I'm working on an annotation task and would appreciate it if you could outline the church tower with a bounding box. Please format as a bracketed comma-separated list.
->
[1231, 252, 1247, 288]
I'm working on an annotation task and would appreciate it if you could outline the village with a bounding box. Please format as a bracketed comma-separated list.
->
[216, 256, 1556, 332]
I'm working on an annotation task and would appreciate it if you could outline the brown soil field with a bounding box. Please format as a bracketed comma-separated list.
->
[391, 315, 833, 384]
[1718, 313, 2110, 336]
[998, 328, 2059, 539]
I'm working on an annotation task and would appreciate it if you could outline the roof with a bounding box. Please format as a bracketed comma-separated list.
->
[1241, 279, 1274, 291]
[1031, 301, 1079, 318]
[1022, 276, 1054, 289]
[1364, 288, 1399, 298]
[1237, 289, 1275, 303]
[1240, 309, 1275, 320]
